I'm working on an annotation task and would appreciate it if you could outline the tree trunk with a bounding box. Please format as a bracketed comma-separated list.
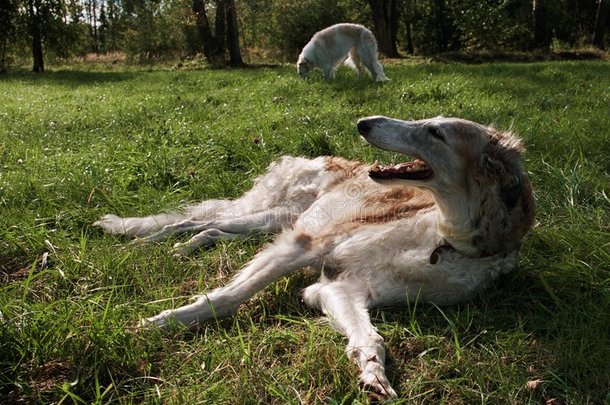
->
[213, 0, 226, 57]
[192, 0, 225, 67]
[403, 0, 414, 54]
[28, 0, 44, 72]
[92, 0, 99, 53]
[367, 0, 400, 58]
[532, 0, 552, 51]
[593, 0, 609, 49]
[433, 0, 450, 52]
[225, 0, 243, 66]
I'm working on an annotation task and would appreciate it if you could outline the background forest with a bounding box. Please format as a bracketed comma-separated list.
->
[1, 0, 609, 72]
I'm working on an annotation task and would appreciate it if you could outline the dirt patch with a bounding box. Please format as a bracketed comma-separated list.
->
[0, 241, 49, 283]
[29, 360, 75, 392]
[0, 360, 75, 404]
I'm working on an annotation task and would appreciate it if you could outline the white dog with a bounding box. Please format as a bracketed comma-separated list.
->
[95, 116, 535, 399]
[297, 23, 389, 81]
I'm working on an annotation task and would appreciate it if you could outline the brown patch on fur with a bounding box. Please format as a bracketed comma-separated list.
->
[295, 232, 313, 251]
[323, 157, 367, 191]
[364, 186, 415, 205]
[324, 156, 364, 175]
[357, 186, 435, 224]
[310, 186, 436, 250]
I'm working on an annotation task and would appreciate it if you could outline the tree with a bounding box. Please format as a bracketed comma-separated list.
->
[0, 0, 18, 72]
[367, 0, 400, 57]
[21, 0, 82, 72]
[593, 0, 609, 49]
[28, 0, 45, 72]
[401, 0, 414, 54]
[192, 0, 243, 67]
[431, 0, 450, 52]
[225, 0, 242, 65]
[532, 0, 552, 51]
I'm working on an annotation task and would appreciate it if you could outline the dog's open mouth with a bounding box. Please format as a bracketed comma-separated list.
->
[369, 159, 433, 180]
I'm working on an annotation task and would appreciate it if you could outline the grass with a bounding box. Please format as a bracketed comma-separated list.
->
[1, 60, 609, 404]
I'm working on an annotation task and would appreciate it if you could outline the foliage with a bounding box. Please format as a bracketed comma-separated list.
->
[1, 0, 609, 70]
[0, 60, 609, 403]
[121, 0, 197, 61]
[268, 0, 349, 60]
[0, 0, 19, 71]
[451, 0, 534, 51]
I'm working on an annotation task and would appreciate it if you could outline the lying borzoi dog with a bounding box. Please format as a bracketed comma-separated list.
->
[95, 116, 535, 399]
[297, 23, 389, 81]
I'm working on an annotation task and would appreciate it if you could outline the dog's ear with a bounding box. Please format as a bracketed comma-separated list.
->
[475, 129, 535, 255]
[480, 152, 505, 175]
[479, 131, 525, 210]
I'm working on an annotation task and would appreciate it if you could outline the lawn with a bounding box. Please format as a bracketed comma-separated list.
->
[1, 60, 609, 404]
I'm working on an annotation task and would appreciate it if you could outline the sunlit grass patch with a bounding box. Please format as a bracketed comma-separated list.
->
[0, 60, 609, 403]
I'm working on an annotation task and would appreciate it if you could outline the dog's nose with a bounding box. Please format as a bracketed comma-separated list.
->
[357, 119, 372, 135]
[358, 116, 387, 135]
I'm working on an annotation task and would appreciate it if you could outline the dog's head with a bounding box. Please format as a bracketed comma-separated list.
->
[357, 115, 535, 256]
[297, 58, 313, 79]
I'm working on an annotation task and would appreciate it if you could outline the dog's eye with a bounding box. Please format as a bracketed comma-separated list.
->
[429, 126, 446, 143]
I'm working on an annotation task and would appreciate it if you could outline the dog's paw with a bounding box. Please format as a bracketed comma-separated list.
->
[359, 365, 398, 401]
[93, 214, 123, 233]
[140, 310, 174, 330]
[171, 242, 194, 257]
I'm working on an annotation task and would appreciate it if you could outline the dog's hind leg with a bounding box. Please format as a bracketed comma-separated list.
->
[346, 48, 365, 78]
[171, 206, 298, 255]
[303, 280, 398, 400]
[94, 212, 189, 237]
[142, 230, 319, 329]
[94, 199, 232, 238]
[371, 60, 389, 82]
[358, 45, 388, 82]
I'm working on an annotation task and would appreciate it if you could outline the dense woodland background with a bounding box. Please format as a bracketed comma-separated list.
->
[1, 0, 609, 72]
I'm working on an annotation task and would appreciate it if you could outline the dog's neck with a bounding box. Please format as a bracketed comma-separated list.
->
[432, 176, 534, 261]
[434, 195, 483, 257]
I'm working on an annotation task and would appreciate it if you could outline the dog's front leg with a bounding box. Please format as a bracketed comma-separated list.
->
[142, 231, 319, 330]
[322, 65, 333, 81]
[304, 281, 398, 400]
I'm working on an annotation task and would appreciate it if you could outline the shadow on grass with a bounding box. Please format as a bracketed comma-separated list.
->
[0, 69, 137, 87]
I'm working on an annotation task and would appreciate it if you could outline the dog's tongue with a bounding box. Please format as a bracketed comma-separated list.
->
[369, 159, 431, 180]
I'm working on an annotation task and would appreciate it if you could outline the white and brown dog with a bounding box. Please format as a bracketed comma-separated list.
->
[297, 23, 389, 81]
[95, 116, 535, 399]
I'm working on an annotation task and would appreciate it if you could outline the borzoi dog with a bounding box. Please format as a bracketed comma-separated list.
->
[297, 23, 389, 81]
[95, 116, 535, 399]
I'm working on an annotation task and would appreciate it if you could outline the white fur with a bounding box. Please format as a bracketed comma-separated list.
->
[95, 116, 534, 399]
[297, 23, 389, 81]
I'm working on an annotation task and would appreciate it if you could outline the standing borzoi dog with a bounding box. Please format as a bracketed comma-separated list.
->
[297, 23, 389, 81]
[95, 116, 535, 399]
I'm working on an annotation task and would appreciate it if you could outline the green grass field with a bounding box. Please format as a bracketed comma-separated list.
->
[1, 60, 609, 404]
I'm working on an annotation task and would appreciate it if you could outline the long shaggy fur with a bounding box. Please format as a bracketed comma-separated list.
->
[297, 23, 389, 81]
[95, 116, 535, 399]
